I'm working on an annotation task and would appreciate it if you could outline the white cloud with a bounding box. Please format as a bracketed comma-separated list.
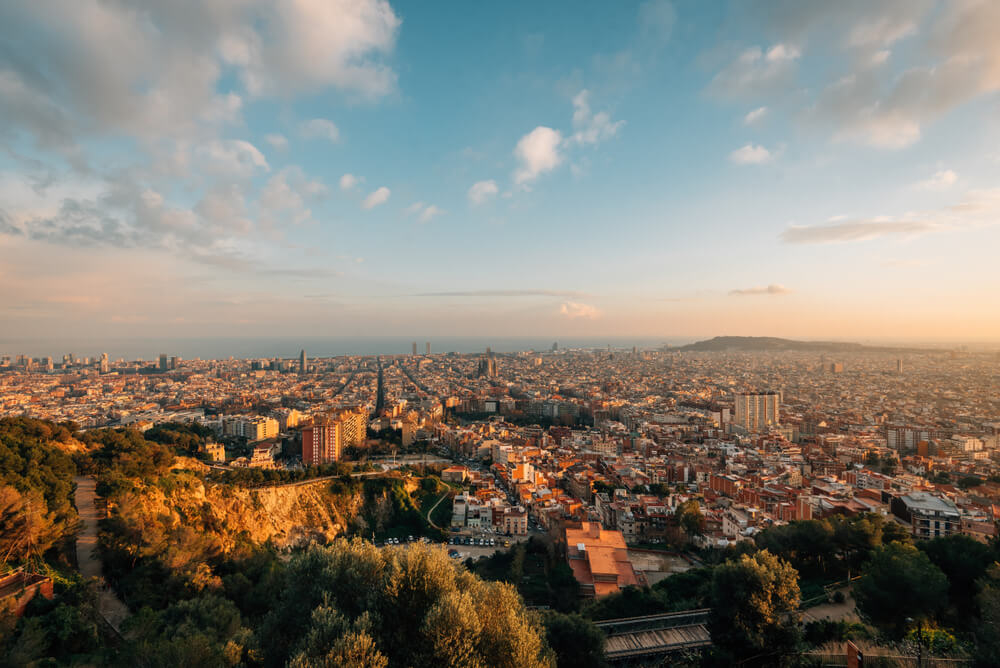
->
[569, 90, 624, 145]
[743, 106, 768, 125]
[729, 144, 772, 164]
[468, 180, 498, 205]
[782, 219, 934, 244]
[913, 169, 957, 191]
[405, 202, 444, 223]
[265, 134, 288, 151]
[513, 126, 563, 185]
[417, 205, 443, 223]
[362, 186, 391, 209]
[299, 118, 340, 143]
[782, 187, 1000, 244]
[729, 284, 792, 296]
[559, 301, 601, 319]
[259, 166, 327, 225]
[197, 139, 270, 176]
[340, 173, 359, 191]
[709, 43, 800, 98]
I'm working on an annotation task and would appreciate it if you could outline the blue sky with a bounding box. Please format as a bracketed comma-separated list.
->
[1, 0, 999, 342]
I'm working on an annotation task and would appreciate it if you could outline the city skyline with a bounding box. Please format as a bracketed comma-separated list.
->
[2, 1, 1000, 341]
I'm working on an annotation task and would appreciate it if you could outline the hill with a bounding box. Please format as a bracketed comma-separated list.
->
[676, 336, 929, 354]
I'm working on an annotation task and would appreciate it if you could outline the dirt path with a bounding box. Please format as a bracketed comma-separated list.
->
[801, 586, 861, 624]
[426, 492, 449, 530]
[73, 476, 130, 633]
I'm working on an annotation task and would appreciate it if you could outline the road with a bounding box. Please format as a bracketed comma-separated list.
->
[73, 476, 130, 634]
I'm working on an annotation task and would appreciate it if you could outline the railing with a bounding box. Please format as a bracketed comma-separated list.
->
[594, 608, 711, 636]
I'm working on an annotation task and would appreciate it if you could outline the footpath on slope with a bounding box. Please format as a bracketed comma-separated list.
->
[73, 476, 130, 634]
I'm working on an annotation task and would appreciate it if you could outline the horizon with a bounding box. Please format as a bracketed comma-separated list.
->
[4, 333, 1000, 362]
[3, 1, 1000, 340]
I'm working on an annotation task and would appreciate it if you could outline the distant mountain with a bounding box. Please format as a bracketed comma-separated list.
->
[676, 336, 928, 353]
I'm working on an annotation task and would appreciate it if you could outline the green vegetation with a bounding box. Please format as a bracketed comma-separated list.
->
[469, 537, 580, 612]
[707, 550, 801, 662]
[0, 417, 79, 566]
[3, 417, 999, 666]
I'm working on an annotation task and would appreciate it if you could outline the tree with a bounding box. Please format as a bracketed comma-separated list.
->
[0, 485, 67, 564]
[975, 564, 1000, 667]
[542, 612, 607, 668]
[675, 500, 704, 538]
[853, 543, 948, 637]
[259, 540, 552, 667]
[707, 550, 801, 661]
[918, 535, 995, 620]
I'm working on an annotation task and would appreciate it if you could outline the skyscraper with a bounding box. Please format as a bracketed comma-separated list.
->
[300, 349, 307, 374]
[99, 353, 109, 374]
[733, 392, 780, 431]
[896, 358, 904, 374]
[425, 341, 431, 355]
[412, 341, 417, 356]
[159, 353, 168, 372]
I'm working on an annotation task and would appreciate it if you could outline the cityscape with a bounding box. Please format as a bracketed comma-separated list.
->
[2, 1, 1000, 667]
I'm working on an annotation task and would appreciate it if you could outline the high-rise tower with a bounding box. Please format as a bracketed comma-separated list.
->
[300, 349, 307, 374]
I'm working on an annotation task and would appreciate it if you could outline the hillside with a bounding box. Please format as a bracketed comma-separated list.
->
[676, 336, 929, 354]
[108, 475, 367, 552]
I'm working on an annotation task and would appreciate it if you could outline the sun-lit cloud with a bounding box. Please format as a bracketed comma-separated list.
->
[569, 90, 625, 146]
[340, 174, 359, 191]
[416, 289, 592, 298]
[513, 127, 563, 185]
[729, 144, 772, 164]
[362, 186, 391, 209]
[709, 43, 800, 99]
[559, 301, 601, 319]
[743, 106, 768, 125]
[729, 284, 792, 296]
[406, 202, 444, 223]
[468, 180, 498, 205]
[913, 170, 957, 191]
[782, 219, 936, 244]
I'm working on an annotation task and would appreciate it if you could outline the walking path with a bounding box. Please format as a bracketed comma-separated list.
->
[426, 492, 449, 530]
[73, 476, 130, 634]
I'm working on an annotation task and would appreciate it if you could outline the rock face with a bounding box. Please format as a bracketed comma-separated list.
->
[114, 475, 368, 552]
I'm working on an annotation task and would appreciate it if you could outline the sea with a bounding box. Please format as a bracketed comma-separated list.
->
[0, 336, 698, 361]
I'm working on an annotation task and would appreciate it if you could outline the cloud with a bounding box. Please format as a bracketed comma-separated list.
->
[197, 139, 270, 177]
[559, 301, 601, 319]
[265, 133, 288, 151]
[256, 166, 328, 231]
[299, 118, 340, 143]
[709, 43, 800, 99]
[799, 2, 1000, 149]
[569, 90, 625, 146]
[340, 173, 359, 190]
[743, 106, 768, 124]
[782, 188, 1000, 245]
[638, 0, 676, 44]
[513, 126, 564, 185]
[729, 284, 792, 296]
[362, 186, 391, 209]
[468, 180, 498, 205]
[416, 289, 592, 298]
[782, 219, 936, 244]
[914, 169, 957, 191]
[405, 202, 444, 223]
[729, 144, 772, 164]
[0, 0, 400, 150]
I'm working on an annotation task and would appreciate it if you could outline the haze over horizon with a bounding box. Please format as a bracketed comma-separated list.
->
[3, 1, 1000, 341]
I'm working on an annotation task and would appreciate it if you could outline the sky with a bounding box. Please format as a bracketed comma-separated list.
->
[1, 0, 1000, 344]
